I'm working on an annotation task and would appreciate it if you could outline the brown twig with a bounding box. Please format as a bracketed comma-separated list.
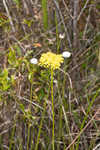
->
[3, 0, 15, 32]
[77, 0, 90, 21]
[66, 109, 99, 150]
[53, 0, 72, 48]
[73, 0, 79, 49]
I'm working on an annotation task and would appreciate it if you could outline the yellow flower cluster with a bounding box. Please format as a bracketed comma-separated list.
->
[39, 52, 64, 70]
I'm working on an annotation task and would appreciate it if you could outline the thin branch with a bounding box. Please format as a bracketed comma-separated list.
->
[22, 0, 29, 15]
[83, 6, 92, 39]
[77, 0, 90, 21]
[59, 68, 73, 113]
[73, 0, 79, 48]
[66, 109, 99, 150]
[3, 0, 15, 32]
[62, 0, 74, 19]
[17, 96, 44, 110]
[59, 68, 73, 90]
[53, 0, 72, 48]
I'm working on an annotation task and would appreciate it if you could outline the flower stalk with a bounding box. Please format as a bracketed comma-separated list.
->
[38, 51, 71, 150]
[51, 68, 55, 150]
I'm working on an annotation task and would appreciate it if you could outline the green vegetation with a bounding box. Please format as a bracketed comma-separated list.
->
[42, 0, 48, 30]
[0, 0, 100, 150]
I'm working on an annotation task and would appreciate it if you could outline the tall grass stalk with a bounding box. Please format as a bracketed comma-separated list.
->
[19, 142, 23, 150]
[57, 84, 73, 150]
[57, 72, 66, 150]
[35, 86, 50, 150]
[57, 100, 63, 150]
[27, 124, 30, 150]
[0, 136, 3, 150]
[27, 81, 33, 150]
[9, 125, 16, 150]
[42, 0, 48, 30]
[34, 103, 46, 150]
[55, 11, 62, 147]
[62, 74, 73, 150]
[55, 11, 60, 54]
[75, 88, 100, 150]
[51, 68, 55, 150]
[58, 68, 74, 150]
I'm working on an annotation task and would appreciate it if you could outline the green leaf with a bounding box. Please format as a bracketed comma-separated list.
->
[19, 104, 25, 113]
[42, 0, 48, 30]
[15, 44, 22, 56]
[13, 0, 20, 6]
[0, 69, 11, 91]
[8, 49, 16, 66]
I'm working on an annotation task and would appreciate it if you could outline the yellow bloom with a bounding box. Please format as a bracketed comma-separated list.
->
[39, 52, 64, 70]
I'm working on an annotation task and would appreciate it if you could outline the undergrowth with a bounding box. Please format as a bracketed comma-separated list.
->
[0, 0, 100, 150]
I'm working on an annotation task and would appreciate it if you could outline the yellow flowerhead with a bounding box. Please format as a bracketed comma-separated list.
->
[39, 52, 64, 70]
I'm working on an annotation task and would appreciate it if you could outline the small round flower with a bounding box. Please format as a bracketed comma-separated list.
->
[39, 52, 64, 70]
[62, 51, 71, 58]
[59, 33, 65, 39]
[30, 58, 38, 64]
[7, 77, 10, 81]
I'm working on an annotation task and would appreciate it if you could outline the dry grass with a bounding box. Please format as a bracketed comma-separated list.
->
[0, 0, 100, 150]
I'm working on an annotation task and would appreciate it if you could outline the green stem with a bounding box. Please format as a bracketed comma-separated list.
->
[51, 68, 55, 150]
[35, 99, 47, 150]
[27, 124, 30, 150]
[42, 0, 48, 30]
[75, 89, 100, 150]
[35, 85, 50, 150]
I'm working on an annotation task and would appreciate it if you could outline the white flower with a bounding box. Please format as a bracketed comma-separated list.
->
[7, 77, 10, 80]
[30, 58, 38, 64]
[59, 33, 65, 39]
[62, 51, 71, 58]
[53, 79, 58, 85]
